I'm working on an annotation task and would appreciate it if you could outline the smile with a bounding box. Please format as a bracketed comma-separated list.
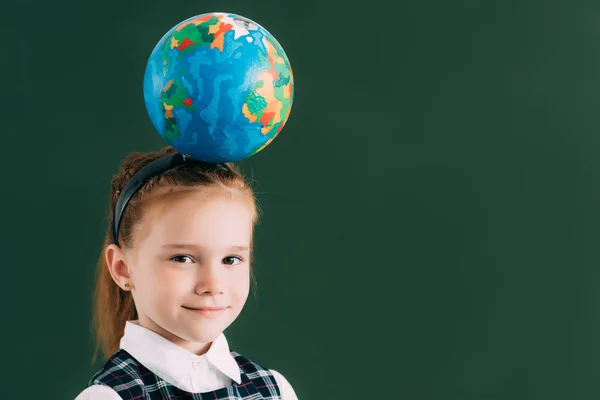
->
[182, 306, 228, 318]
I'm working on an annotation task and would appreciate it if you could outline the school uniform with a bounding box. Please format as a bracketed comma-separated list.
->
[75, 321, 297, 399]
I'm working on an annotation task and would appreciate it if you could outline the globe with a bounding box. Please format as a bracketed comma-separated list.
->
[143, 12, 294, 163]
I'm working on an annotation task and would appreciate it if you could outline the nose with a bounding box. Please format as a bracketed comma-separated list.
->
[195, 264, 224, 295]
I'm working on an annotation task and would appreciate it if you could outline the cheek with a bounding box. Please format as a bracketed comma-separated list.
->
[136, 264, 191, 302]
[231, 268, 251, 304]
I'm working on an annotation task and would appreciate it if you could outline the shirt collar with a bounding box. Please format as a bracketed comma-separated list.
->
[119, 321, 241, 388]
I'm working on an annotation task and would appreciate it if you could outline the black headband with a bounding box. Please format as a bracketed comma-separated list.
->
[112, 152, 230, 246]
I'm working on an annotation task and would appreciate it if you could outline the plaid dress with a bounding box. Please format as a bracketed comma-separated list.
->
[89, 349, 281, 399]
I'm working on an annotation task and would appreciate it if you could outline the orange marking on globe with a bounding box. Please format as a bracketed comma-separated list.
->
[211, 34, 225, 51]
[267, 63, 279, 81]
[242, 104, 257, 123]
[177, 37, 195, 51]
[259, 111, 275, 126]
[210, 23, 232, 52]
[283, 82, 292, 99]
[163, 103, 174, 118]
[265, 66, 278, 82]
[256, 73, 275, 99]
[263, 100, 283, 133]
[170, 37, 179, 49]
[262, 101, 283, 134]
[163, 80, 173, 91]
[216, 23, 233, 36]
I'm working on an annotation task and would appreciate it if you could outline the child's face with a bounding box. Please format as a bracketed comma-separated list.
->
[125, 188, 253, 353]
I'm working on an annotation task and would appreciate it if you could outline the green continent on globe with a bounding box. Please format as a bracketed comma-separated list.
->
[158, 77, 195, 141]
[160, 15, 232, 76]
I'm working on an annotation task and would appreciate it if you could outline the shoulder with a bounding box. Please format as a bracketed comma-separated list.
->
[74, 385, 121, 400]
[269, 370, 299, 400]
[90, 349, 143, 385]
[231, 351, 274, 376]
[231, 352, 298, 400]
[86, 349, 147, 398]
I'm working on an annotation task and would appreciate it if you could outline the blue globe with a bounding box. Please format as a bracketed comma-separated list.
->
[143, 12, 294, 163]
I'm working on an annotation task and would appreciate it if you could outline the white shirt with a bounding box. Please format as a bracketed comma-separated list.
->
[75, 321, 298, 399]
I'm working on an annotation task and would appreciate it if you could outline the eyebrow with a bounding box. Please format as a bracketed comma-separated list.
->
[160, 243, 250, 251]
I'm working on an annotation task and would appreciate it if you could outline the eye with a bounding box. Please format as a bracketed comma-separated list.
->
[171, 255, 194, 263]
[223, 256, 242, 266]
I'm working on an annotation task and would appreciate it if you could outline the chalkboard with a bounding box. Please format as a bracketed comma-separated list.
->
[3, 0, 600, 399]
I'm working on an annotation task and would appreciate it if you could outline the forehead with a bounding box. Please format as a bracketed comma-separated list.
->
[133, 188, 254, 248]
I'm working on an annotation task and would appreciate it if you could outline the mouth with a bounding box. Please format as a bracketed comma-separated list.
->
[182, 306, 228, 318]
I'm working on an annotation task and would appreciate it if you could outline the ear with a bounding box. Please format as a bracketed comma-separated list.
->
[106, 243, 133, 288]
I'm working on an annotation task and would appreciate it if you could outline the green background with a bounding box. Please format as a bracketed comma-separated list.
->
[3, 0, 600, 399]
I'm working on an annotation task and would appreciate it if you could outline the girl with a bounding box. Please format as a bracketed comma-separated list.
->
[75, 146, 298, 399]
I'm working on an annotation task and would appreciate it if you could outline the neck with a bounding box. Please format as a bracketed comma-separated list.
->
[136, 317, 213, 355]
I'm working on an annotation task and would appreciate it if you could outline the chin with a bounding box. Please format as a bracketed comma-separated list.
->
[181, 323, 226, 343]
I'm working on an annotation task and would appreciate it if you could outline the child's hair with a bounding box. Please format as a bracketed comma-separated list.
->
[91, 146, 258, 363]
